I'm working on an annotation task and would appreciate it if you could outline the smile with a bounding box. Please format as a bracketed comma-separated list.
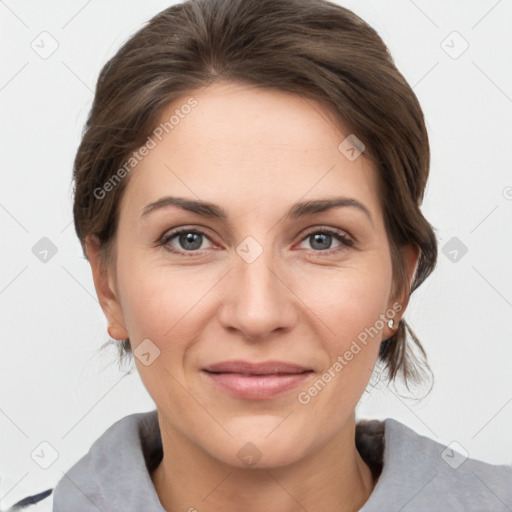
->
[201, 360, 314, 400]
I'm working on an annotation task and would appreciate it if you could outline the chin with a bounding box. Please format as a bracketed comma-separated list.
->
[203, 417, 315, 469]
[213, 438, 309, 470]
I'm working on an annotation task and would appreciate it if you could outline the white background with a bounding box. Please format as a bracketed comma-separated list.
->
[1, 0, 511, 508]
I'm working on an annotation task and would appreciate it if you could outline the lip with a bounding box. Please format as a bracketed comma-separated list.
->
[201, 360, 314, 400]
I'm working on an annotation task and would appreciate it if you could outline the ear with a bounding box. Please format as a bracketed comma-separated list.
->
[85, 235, 129, 340]
[383, 243, 420, 338]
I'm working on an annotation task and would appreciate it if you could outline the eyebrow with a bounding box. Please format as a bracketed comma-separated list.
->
[141, 195, 373, 225]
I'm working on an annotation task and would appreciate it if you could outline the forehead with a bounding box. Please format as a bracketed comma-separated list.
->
[120, 81, 381, 221]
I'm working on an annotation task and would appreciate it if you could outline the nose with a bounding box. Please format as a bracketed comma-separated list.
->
[218, 244, 299, 341]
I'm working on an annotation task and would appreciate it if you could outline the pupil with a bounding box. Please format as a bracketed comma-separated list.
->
[177, 232, 332, 251]
[311, 233, 331, 250]
[180, 232, 202, 250]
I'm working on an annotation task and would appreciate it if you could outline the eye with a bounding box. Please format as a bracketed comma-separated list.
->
[161, 228, 214, 254]
[159, 226, 355, 257]
[297, 227, 354, 254]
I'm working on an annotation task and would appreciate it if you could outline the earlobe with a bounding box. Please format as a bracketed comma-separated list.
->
[384, 244, 420, 339]
[85, 235, 129, 340]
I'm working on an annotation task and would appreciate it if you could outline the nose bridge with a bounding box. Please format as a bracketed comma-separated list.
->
[220, 234, 296, 339]
[238, 244, 280, 304]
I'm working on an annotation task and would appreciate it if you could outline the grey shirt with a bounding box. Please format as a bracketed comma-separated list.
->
[13, 409, 511, 511]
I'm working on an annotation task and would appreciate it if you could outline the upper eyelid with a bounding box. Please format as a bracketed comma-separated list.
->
[161, 225, 354, 248]
[161, 226, 217, 244]
[301, 225, 353, 240]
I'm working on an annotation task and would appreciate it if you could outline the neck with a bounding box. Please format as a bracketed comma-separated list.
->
[151, 414, 376, 512]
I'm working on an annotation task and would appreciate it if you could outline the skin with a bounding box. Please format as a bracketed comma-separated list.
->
[86, 81, 418, 512]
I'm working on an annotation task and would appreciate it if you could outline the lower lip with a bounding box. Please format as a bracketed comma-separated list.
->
[202, 371, 313, 400]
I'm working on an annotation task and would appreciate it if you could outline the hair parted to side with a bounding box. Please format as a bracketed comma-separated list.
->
[73, 0, 438, 392]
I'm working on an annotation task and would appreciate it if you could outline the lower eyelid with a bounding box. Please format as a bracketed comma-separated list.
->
[299, 230, 354, 250]
[161, 228, 354, 254]
[162, 229, 214, 249]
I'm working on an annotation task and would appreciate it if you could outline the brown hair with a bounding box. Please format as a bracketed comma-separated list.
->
[73, 0, 438, 391]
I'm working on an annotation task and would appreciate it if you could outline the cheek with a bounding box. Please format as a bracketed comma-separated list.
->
[116, 252, 212, 353]
[294, 271, 390, 420]
[294, 263, 392, 349]
[115, 257, 212, 409]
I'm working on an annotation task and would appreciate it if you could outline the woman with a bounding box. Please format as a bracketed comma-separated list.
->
[12, 0, 511, 510]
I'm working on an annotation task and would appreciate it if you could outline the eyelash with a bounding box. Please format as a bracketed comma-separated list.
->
[159, 227, 355, 257]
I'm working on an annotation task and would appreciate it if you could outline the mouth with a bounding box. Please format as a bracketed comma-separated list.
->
[201, 360, 314, 400]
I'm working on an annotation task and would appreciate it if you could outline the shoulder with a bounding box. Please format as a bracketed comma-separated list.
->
[361, 417, 512, 512]
[5, 411, 160, 511]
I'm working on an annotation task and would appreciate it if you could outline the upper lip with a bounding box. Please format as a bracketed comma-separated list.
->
[202, 360, 312, 375]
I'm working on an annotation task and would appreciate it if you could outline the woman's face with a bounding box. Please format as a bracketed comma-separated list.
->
[91, 81, 416, 467]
